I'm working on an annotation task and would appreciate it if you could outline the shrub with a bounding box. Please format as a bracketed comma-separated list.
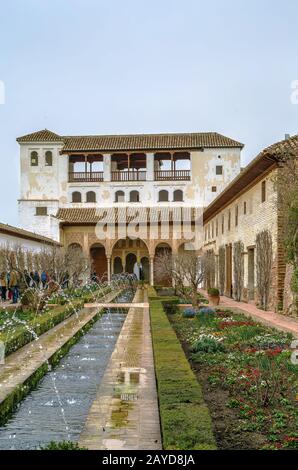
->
[162, 300, 179, 315]
[183, 308, 197, 318]
[198, 307, 216, 315]
[191, 335, 225, 353]
[208, 288, 220, 296]
[40, 441, 87, 450]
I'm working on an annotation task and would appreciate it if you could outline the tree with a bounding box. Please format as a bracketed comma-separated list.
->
[256, 230, 273, 311]
[233, 241, 244, 301]
[0, 243, 91, 311]
[154, 249, 210, 307]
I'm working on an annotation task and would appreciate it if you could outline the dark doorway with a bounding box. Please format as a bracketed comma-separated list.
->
[141, 257, 149, 282]
[113, 257, 123, 274]
[125, 253, 137, 274]
[90, 245, 107, 280]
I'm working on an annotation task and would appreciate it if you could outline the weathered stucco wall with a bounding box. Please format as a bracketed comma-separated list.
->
[202, 169, 281, 310]
[19, 142, 242, 242]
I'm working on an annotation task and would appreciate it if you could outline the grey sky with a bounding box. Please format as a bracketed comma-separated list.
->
[0, 0, 297, 226]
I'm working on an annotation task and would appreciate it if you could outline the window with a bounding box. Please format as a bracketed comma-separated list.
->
[158, 190, 169, 202]
[228, 210, 231, 231]
[115, 190, 125, 202]
[86, 191, 96, 203]
[211, 221, 214, 238]
[35, 207, 47, 216]
[261, 181, 266, 203]
[211, 186, 217, 193]
[222, 215, 224, 234]
[173, 189, 183, 202]
[215, 219, 218, 237]
[243, 201, 247, 215]
[45, 151, 53, 166]
[30, 151, 38, 166]
[72, 191, 82, 203]
[235, 205, 238, 227]
[216, 165, 223, 175]
[129, 190, 140, 203]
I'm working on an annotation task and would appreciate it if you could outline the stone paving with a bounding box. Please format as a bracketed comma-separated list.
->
[199, 289, 298, 338]
[0, 290, 119, 405]
[79, 289, 162, 450]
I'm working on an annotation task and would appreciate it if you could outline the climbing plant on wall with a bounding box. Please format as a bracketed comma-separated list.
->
[233, 241, 244, 301]
[256, 230, 273, 311]
[218, 246, 225, 296]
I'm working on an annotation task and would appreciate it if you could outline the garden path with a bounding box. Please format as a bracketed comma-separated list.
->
[79, 288, 162, 450]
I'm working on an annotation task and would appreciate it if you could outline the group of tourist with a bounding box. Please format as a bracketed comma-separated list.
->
[0, 270, 70, 304]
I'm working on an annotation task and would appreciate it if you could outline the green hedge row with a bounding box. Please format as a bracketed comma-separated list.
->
[149, 287, 216, 450]
[0, 287, 111, 357]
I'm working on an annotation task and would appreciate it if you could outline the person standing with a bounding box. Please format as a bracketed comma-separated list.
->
[0, 272, 7, 301]
[9, 270, 19, 304]
[33, 271, 40, 288]
[41, 270, 48, 289]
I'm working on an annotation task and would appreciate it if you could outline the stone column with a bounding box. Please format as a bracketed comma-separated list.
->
[107, 257, 111, 284]
[103, 154, 111, 182]
[150, 257, 154, 286]
[146, 153, 154, 181]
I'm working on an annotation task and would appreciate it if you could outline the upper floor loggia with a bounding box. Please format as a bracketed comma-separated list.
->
[68, 151, 191, 183]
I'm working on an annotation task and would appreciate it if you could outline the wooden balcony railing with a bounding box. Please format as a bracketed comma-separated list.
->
[111, 170, 147, 182]
[69, 172, 104, 182]
[154, 170, 191, 181]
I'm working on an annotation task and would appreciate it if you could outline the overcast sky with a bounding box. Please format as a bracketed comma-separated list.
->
[0, 0, 297, 226]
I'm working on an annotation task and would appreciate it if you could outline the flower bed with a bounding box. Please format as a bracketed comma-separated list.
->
[168, 305, 298, 450]
[148, 288, 216, 450]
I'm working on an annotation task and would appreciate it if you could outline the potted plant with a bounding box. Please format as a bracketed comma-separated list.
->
[207, 287, 220, 306]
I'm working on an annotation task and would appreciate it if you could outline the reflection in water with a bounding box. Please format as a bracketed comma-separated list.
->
[0, 290, 134, 450]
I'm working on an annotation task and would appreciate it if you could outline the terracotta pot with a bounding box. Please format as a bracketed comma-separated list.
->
[208, 295, 220, 306]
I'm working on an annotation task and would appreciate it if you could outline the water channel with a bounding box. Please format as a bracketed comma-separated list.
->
[0, 289, 134, 450]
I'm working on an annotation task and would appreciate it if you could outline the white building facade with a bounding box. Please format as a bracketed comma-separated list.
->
[17, 129, 243, 242]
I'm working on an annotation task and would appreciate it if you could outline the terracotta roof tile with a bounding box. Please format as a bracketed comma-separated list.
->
[203, 134, 298, 223]
[56, 207, 199, 224]
[0, 223, 60, 245]
[17, 130, 244, 151]
[17, 129, 64, 143]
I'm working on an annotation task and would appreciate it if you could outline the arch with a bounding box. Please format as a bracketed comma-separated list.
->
[113, 256, 123, 274]
[178, 242, 196, 253]
[173, 189, 183, 202]
[72, 191, 82, 203]
[90, 243, 107, 280]
[129, 190, 140, 203]
[86, 191, 96, 203]
[67, 242, 83, 251]
[45, 151, 53, 166]
[125, 253, 137, 274]
[154, 243, 172, 286]
[158, 190, 169, 202]
[111, 237, 149, 253]
[115, 190, 125, 202]
[30, 151, 38, 166]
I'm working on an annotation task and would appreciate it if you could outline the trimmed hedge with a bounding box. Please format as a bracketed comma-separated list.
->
[0, 287, 111, 357]
[149, 287, 216, 450]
